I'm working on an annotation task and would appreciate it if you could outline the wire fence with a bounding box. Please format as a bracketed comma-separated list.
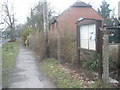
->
[102, 28, 120, 84]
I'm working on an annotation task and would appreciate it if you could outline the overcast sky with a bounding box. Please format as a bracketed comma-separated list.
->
[0, 0, 120, 25]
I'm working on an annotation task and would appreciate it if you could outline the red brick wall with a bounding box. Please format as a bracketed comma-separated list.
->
[50, 7, 104, 35]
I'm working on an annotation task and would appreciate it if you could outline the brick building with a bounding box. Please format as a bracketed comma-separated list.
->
[50, 1, 104, 35]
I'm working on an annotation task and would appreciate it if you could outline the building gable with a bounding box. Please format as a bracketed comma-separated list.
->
[50, 1, 104, 32]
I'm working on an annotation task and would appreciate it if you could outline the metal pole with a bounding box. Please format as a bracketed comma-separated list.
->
[43, 0, 49, 58]
[43, 0, 47, 35]
[118, 44, 120, 81]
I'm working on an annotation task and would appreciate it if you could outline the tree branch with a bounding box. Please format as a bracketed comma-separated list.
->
[4, 2, 13, 26]
[4, 18, 11, 27]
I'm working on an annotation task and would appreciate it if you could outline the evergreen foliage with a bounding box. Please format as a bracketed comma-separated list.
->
[98, 0, 111, 18]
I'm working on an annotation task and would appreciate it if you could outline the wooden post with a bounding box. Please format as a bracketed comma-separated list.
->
[102, 34, 109, 84]
[96, 20, 103, 80]
[76, 24, 81, 68]
[56, 22, 61, 64]
[98, 25, 103, 80]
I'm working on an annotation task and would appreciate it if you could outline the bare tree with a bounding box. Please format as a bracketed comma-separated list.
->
[2, 0, 16, 41]
[0, 2, 5, 30]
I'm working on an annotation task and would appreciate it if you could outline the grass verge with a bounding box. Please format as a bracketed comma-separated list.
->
[40, 58, 82, 88]
[2, 41, 19, 88]
[40, 58, 114, 88]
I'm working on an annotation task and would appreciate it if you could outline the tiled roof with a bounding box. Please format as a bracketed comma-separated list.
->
[71, 1, 92, 7]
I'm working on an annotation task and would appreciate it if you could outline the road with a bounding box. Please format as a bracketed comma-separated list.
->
[0, 39, 10, 47]
[2, 39, 10, 44]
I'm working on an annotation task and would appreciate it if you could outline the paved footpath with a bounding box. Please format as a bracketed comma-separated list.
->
[8, 43, 56, 88]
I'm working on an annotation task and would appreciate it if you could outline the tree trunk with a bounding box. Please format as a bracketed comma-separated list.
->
[10, 26, 16, 41]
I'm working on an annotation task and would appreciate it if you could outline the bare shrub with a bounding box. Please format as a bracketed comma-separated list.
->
[109, 45, 119, 80]
[29, 31, 46, 60]
[28, 29, 77, 66]
[48, 30, 77, 66]
[109, 45, 118, 61]
[49, 32, 57, 58]
[59, 31, 77, 65]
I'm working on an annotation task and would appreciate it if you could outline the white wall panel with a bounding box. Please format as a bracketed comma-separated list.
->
[80, 24, 96, 50]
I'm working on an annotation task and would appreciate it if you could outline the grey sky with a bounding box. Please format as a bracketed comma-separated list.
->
[0, 0, 119, 25]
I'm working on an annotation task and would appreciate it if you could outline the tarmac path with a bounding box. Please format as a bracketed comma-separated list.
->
[8, 43, 56, 88]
